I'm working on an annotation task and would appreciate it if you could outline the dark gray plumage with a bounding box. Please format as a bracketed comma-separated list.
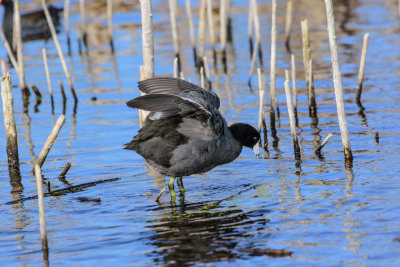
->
[124, 77, 260, 195]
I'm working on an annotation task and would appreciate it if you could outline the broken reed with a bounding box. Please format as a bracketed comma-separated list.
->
[34, 164, 49, 264]
[308, 59, 317, 116]
[1, 73, 22, 186]
[139, 0, 155, 126]
[197, 0, 207, 68]
[78, 0, 87, 50]
[269, 0, 278, 133]
[64, 0, 71, 55]
[14, 0, 28, 92]
[59, 78, 67, 114]
[291, 54, 298, 116]
[324, 0, 353, 163]
[220, 0, 228, 72]
[36, 115, 66, 168]
[284, 70, 300, 159]
[168, 0, 181, 72]
[248, 0, 262, 82]
[315, 133, 333, 155]
[356, 33, 369, 104]
[284, 0, 293, 48]
[107, 0, 115, 52]
[206, 0, 217, 67]
[185, 0, 197, 66]
[42, 48, 55, 114]
[301, 20, 313, 92]
[257, 68, 268, 154]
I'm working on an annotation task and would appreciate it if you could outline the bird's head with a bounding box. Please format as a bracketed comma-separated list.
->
[230, 123, 260, 155]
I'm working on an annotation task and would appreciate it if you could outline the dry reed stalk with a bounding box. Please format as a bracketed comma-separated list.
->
[356, 33, 369, 104]
[315, 132, 332, 154]
[308, 58, 316, 116]
[41, 0, 76, 103]
[58, 78, 67, 114]
[155, 186, 166, 202]
[168, 0, 181, 71]
[107, 0, 115, 52]
[139, 0, 154, 126]
[36, 115, 66, 168]
[301, 20, 313, 89]
[33, 164, 49, 262]
[248, 0, 262, 81]
[0, 28, 18, 71]
[257, 68, 265, 131]
[64, 0, 71, 55]
[219, 0, 228, 55]
[203, 56, 211, 91]
[13, 0, 27, 91]
[284, 70, 300, 158]
[42, 49, 54, 114]
[200, 67, 205, 88]
[324, 0, 353, 162]
[269, 0, 278, 128]
[197, 0, 207, 67]
[1, 73, 21, 182]
[185, 0, 197, 65]
[58, 162, 72, 178]
[206, 0, 217, 66]
[139, 65, 149, 127]
[284, 0, 293, 47]
[140, 0, 155, 80]
[173, 57, 178, 78]
[78, 0, 87, 49]
[180, 72, 184, 79]
[290, 54, 297, 113]
[248, 0, 254, 57]
[1, 59, 6, 76]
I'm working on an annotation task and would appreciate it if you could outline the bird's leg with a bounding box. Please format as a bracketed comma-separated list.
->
[168, 177, 176, 198]
[177, 177, 185, 194]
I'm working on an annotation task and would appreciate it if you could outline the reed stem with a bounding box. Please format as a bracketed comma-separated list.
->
[284, 70, 300, 159]
[1, 73, 21, 187]
[64, 0, 71, 55]
[284, 0, 293, 48]
[42, 49, 54, 114]
[356, 33, 369, 104]
[168, 0, 181, 71]
[324, 0, 353, 163]
[36, 115, 66, 168]
[34, 164, 49, 263]
[269, 0, 278, 128]
[14, 0, 27, 90]
[107, 0, 115, 53]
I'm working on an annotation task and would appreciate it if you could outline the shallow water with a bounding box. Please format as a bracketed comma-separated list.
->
[1, 0, 400, 266]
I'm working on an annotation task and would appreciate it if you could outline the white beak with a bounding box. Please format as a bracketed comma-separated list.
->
[253, 141, 260, 157]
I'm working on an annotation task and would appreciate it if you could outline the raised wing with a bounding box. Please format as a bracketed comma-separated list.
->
[127, 93, 225, 139]
[138, 77, 220, 110]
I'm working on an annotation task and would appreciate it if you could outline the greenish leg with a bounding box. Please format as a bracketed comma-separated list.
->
[168, 177, 176, 198]
[177, 177, 185, 194]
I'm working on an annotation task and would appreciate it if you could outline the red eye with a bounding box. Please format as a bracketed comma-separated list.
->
[253, 136, 258, 141]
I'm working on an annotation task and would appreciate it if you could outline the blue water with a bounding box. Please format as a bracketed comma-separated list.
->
[1, 0, 400, 266]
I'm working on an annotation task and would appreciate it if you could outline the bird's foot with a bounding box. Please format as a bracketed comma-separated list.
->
[177, 177, 185, 194]
[168, 177, 176, 199]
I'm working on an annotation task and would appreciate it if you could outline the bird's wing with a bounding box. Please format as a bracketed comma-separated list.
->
[138, 77, 220, 109]
[127, 93, 225, 139]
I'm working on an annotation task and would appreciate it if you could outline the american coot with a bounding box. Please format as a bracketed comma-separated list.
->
[124, 77, 260, 198]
